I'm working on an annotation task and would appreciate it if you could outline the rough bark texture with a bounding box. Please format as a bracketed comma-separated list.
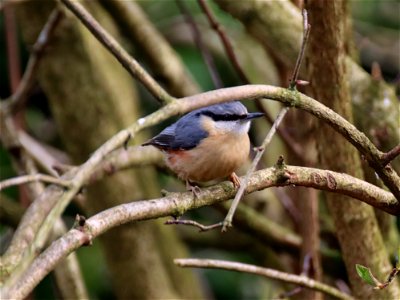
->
[16, 2, 203, 299]
[306, 1, 399, 299]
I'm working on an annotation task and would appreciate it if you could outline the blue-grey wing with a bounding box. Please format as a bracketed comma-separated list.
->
[142, 123, 177, 149]
[143, 113, 208, 150]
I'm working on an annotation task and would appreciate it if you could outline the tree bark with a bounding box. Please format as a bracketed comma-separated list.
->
[306, 1, 399, 299]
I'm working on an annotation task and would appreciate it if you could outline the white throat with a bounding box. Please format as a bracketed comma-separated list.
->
[214, 120, 251, 135]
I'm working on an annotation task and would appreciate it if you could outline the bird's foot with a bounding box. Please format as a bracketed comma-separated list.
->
[229, 172, 241, 189]
[186, 180, 201, 198]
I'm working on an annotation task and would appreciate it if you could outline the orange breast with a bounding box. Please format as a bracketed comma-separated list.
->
[165, 133, 250, 182]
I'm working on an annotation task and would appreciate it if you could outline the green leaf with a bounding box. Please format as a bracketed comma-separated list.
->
[356, 264, 379, 287]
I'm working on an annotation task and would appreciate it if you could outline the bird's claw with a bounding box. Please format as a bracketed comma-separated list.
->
[186, 180, 201, 198]
[229, 172, 241, 189]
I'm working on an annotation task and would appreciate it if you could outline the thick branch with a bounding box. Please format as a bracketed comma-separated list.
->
[176, 85, 400, 198]
[3, 83, 398, 287]
[2, 164, 397, 298]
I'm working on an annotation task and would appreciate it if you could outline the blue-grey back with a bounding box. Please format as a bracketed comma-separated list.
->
[144, 101, 248, 150]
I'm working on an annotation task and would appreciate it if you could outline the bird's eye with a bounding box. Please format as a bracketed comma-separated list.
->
[202, 111, 245, 121]
[219, 114, 236, 121]
[215, 114, 247, 121]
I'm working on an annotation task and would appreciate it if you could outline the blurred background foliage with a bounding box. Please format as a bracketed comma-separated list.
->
[0, 0, 399, 299]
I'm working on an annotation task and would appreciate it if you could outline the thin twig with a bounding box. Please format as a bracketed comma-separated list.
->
[0, 174, 71, 191]
[60, 0, 174, 104]
[165, 219, 223, 232]
[176, 0, 223, 89]
[275, 188, 301, 225]
[197, 0, 247, 84]
[278, 287, 303, 299]
[222, 9, 312, 231]
[5, 9, 63, 112]
[381, 144, 400, 166]
[217, 202, 301, 249]
[376, 266, 400, 289]
[289, 9, 311, 89]
[278, 253, 313, 298]
[259, 104, 308, 162]
[222, 107, 289, 231]
[4, 4, 21, 92]
[174, 259, 354, 300]
[18, 131, 70, 177]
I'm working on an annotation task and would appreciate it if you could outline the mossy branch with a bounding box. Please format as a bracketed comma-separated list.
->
[2, 164, 397, 298]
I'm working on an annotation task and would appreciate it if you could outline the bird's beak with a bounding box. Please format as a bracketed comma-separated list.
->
[245, 112, 264, 120]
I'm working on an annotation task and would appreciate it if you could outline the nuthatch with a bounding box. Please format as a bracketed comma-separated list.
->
[143, 102, 263, 192]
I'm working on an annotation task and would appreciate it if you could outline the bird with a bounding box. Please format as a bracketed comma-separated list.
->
[142, 101, 263, 194]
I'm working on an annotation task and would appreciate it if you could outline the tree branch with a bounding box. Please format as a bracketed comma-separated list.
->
[289, 9, 311, 89]
[177, 86, 400, 198]
[222, 108, 289, 231]
[174, 259, 354, 300]
[381, 144, 400, 167]
[3, 83, 398, 288]
[165, 219, 223, 232]
[2, 164, 397, 298]
[0, 174, 71, 191]
[197, 0, 247, 84]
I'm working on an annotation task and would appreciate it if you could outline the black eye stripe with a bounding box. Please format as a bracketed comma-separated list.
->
[202, 111, 247, 121]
